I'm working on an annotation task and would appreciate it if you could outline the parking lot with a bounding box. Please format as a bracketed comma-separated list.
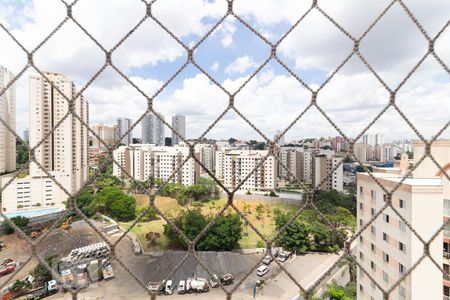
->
[1, 221, 342, 299]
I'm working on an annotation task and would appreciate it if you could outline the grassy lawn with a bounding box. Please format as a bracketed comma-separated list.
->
[122, 195, 301, 251]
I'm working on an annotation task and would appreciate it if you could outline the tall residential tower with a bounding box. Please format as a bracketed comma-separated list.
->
[171, 114, 185, 145]
[142, 113, 165, 145]
[0, 66, 16, 174]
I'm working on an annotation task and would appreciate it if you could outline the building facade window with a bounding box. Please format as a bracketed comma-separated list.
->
[383, 252, 389, 263]
[383, 232, 389, 242]
[399, 199, 405, 208]
[399, 241, 405, 252]
[399, 263, 405, 274]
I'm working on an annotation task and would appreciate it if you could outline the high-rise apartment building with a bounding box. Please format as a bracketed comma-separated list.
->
[312, 155, 343, 191]
[356, 140, 450, 300]
[215, 149, 276, 191]
[274, 130, 285, 146]
[113, 144, 199, 185]
[142, 113, 165, 146]
[362, 133, 384, 147]
[117, 118, 132, 145]
[92, 123, 117, 149]
[171, 114, 185, 145]
[1, 72, 88, 213]
[0, 66, 16, 174]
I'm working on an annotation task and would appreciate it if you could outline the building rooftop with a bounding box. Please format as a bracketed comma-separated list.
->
[366, 172, 443, 186]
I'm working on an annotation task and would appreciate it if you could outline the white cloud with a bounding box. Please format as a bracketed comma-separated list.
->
[225, 56, 257, 75]
[1, 0, 449, 142]
[210, 61, 220, 72]
[216, 19, 236, 48]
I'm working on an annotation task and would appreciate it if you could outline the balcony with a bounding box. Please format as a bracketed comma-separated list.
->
[444, 252, 450, 265]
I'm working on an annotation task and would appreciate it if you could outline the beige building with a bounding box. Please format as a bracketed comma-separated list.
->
[92, 123, 117, 149]
[194, 143, 216, 175]
[113, 144, 199, 186]
[313, 155, 343, 191]
[215, 149, 276, 191]
[1, 72, 88, 213]
[0, 66, 16, 174]
[278, 147, 304, 182]
[356, 140, 450, 300]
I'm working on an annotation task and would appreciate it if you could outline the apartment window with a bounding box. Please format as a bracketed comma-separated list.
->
[360, 186, 363, 194]
[383, 232, 389, 242]
[399, 199, 405, 208]
[371, 261, 376, 271]
[359, 252, 364, 261]
[371, 225, 376, 235]
[371, 243, 375, 253]
[371, 208, 375, 216]
[384, 213, 390, 223]
[383, 252, 389, 263]
[399, 220, 406, 232]
[399, 285, 406, 297]
[399, 263, 405, 274]
[399, 241, 405, 252]
[359, 284, 364, 294]
[360, 236, 363, 244]
[359, 202, 363, 210]
[371, 190, 376, 200]
[383, 271, 389, 283]
[360, 219, 363, 226]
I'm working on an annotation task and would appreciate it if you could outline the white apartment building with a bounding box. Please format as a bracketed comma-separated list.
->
[194, 143, 216, 175]
[362, 133, 385, 147]
[215, 149, 276, 191]
[92, 123, 117, 149]
[1, 72, 88, 213]
[113, 144, 199, 186]
[171, 114, 185, 145]
[375, 144, 394, 162]
[0, 66, 16, 174]
[356, 141, 449, 300]
[142, 113, 165, 146]
[312, 155, 343, 191]
[117, 118, 132, 145]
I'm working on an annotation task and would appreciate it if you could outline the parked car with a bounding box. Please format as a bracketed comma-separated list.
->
[209, 274, 219, 288]
[256, 265, 269, 277]
[262, 255, 273, 265]
[276, 251, 292, 263]
[220, 273, 234, 285]
[165, 280, 173, 295]
[256, 279, 265, 287]
[177, 280, 186, 294]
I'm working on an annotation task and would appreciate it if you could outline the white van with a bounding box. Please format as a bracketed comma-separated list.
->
[256, 265, 269, 277]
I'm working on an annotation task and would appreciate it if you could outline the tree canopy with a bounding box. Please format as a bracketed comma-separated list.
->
[164, 209, 242, 251]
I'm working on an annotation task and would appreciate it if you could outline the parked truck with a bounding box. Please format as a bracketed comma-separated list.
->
[190, 278, 209, 293]
[147, 280, 165, 294]
[0, 265, 16, 277]
[101, 260, 114, 280]
[24, 280, 58, 300]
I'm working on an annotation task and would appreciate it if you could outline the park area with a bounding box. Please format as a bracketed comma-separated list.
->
[119, 194, 301, 252]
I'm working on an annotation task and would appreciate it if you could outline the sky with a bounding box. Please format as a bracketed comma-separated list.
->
[0, 0, 449, 143]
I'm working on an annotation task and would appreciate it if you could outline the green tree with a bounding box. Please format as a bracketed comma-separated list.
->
[274, 210, 310, 254]
[198, 213, 242, 251]
[74, 188, 96, 218]
[16, 138, 29, 169]
[97, 187, 136, 221]
[31, 255, 59, 286]
[2, 216, 30, 234]
[9, 280, 32, 293]
[164, 209, 242, 251]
